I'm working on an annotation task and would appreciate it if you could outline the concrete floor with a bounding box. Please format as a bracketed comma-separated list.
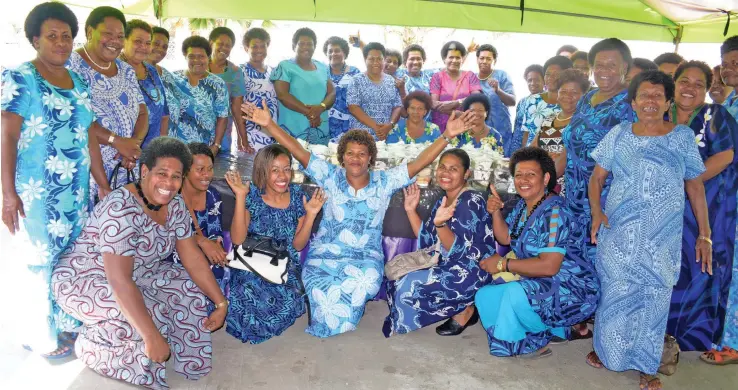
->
[1, 301, 736, 390]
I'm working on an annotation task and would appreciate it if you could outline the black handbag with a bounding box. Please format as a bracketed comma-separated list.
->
[95, 161, 135, 204]
[228, 235, 290, 284]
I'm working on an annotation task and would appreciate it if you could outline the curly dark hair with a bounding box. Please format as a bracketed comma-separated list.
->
[588, 38, 632, 72]
[509, 147, 557, 193]
[152, 26, 169, 41]
[243, 27, 270, 47]
[385, 49, 402, 64]
[633, 58, 658, 72]
[440, 149, 470, 172]
[721, 35, 738, 56]
[554, 68, 591, 92]
[292, 27, 317, 50]
[627, 70, 675, 104]
[209, 27, 235, 45]
[323, 36, 350, 57]
[403, 44, 426, 63]
[674, 60, 714, 90]
[140, 137, 193, 177]
[125, 19, 151, 39]
[543, 55, 573, 75]
[85, 6, 126, 32]
[462, 93, 490, 120]
[337, 130, 378, 167]
[654, 52, 684, 66]
[187, 142, 215, 163]
[182, 35, 211, 57]
[404, 91, 433, 111]
[570, 50, 588, 63]
[24, 2, 79, 45]
[556, 44, 578, 56]
[524, 64, 544, 79]
[362, 42, 386, 60]
[441, 41, 467, 59]
[476, 44, 498, 60]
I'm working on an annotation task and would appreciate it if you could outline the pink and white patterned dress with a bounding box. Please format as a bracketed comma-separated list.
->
[51, 187, 212, 389]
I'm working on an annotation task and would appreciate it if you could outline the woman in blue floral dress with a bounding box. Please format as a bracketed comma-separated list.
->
[1, 2, 107, 358]
[170, 36, 230, 156]
[475, 147, 598, 358]
[241, 28, 277, 152]
[324, 36, 361, 140]
[384, 150, 495, 337]
[451, 94, 503, 152]
[120, 20, 169, 150]
[67, 7, 148, 199]
[386, 91, 440, 144]
[241, 100, 474, 337]
[225, 145, 324, 343]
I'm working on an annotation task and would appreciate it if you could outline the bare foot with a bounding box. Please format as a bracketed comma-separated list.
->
[639, 373, 662, 390]
[586, 351, 603, 369]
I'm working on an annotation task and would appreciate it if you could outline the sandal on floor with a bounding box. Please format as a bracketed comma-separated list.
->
[41, 332, 77, 360]
[639, 373, 662, 390]
[586, 351, 603, 369]
[517, 347, 552, 359]
[700, 347, 738, 365]
[570, 328, 593, 341]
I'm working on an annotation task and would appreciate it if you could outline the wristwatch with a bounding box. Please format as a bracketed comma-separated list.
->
[214, 300, 229, 309]
[108, 134, 116, 145]
[442, 134, 453, 143]
[320, 102, 327, 110]
[213, 143, 221, 149]
[496, 258, 504, 272]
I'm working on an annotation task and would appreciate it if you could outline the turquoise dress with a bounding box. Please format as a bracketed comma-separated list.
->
[301, 154, 412, 337]
[386, 119, 440, 144]
[721, 91, 738, 352]
[270, 59, 330, 144]
[591, 123, 705, 374]
[1, 62, 95, 351]
[169, 71, 230, 145]
[211, 61, 246, 154]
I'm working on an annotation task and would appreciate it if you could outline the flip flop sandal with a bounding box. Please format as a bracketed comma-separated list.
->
[639, 374, 662, 390]
[570, 328, 593, 341]
[41, 332, 77, 360]
[700, 347, 738, 365]
[517, 347, 553, 359]
[586, 351, 604, 369]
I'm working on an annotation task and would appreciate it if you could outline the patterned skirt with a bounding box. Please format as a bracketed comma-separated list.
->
[52, 262, 212, 390]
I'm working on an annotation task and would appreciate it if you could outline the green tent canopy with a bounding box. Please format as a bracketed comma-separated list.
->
[65, 0, 738, 43]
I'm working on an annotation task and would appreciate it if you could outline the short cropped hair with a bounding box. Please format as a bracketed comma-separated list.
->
[524, 64, 544, 79]
[152, 26, 169, 40]
[556, 44, 578, 56]
[476, 44, 498, 60]
[140, 137, 193, 177]
[24, 2, 78, 45]
[674, 60, 714, 90]
[209, 27, 235, 45]
[292, 27, 316, 50]
[125, 19, 151, 39]
[654, 52, 684, 66]
[462, 93, 491, 120]
[404, 90, 433, 112]
[187, 142, 215, 163]
[721, 35, 738, 56]
[627, 70, 675, 104]
[543, 56, 573, 75]
[441, 41, 467, 59]
[385, 49, 402, 64]
[85, 6, 126, 32]
[403, 44, 426, 63]
[243, 27, 270, 46]
[362, 42, 386, 59]
[440, 149, 471, 172]
[554, 68, 591, 92]
[588, 38, 632, 72]
[510, 147, 557, 192]
[337, 130, 378, 167]
[632, 58, 658, 72]
[570, 51, 588, 63]
[182, 35, 211, 57]
[323, 36, 350, 56]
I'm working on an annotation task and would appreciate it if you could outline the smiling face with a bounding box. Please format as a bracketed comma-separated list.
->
[327, 43, 345, 67]
[365, 49, 384, 76]
[444, 49, 463, 72]
[34, 19, 74, 67]
[632, 81, 669, 123]
[526, 71, 544, 95]
[86, 16, 125, 63]
[211, 34, 233, 62]
[435, 154, 469, 192]
[674, 67, 707, 113]
[721, 50, 738, 88]
[186, 154, 214, 192]
[186, 46, 208, 76]
[593, 49, 627, 93]
[468, 102, 487, 126]
[557, 81, 585, 113]
[513, 160, 549, 201]
[295, 35, 315, 61]
[573, 58, 590, 77]
[342, 142, 371, 178]
[123, 28, 151, 64]
[141, 157, 183, 206]
[710, 67, 732, 104]
[148, 32, 168, 64]
[407, 98, 428, 122]
[245, 37, 268, 64]
[405, 50, 424, 75]
[544, 64, 562, 92]
[477, 50, 495, 75]
[266, 154, 292, 194]
[384, 55, 399, 75]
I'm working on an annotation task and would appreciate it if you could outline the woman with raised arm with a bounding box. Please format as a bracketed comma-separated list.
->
[242, 99, 474, 337]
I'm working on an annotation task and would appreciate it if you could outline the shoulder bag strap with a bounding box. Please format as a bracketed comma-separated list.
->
[451, 72, 466, 101]
[182, 193, 205, 237]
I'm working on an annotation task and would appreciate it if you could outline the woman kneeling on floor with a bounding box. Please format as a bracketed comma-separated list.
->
[474, 147, 599, 358]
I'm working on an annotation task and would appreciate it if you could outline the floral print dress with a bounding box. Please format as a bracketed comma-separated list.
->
[241, 63, 278, 151]
[509, 93, 559, 156]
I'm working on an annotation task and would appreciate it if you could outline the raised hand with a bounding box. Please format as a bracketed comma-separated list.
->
[242, 99, 273, 127]
[403, 183, 421, 212]
[225, 171, 250, 198]
[433, 196, 457, 226]
[304, 188, 327, 216]
[2, 193, 25, 235]
[394, 77, 406, 92]
[486, 184, 504, 215]
[488, 78, 500, 92]
[590, 210, 610, 244]
[445, 110, 475, 138]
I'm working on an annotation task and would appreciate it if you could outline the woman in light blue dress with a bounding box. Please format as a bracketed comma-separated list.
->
[347, 42, 403, 140]
[324, 36, 361, 140]
[386, 91, 440, 144]
[170, 36, 230, 156]
[67, 7, 148, 200]
[271, 28, 335, 145]
[0, 2, 107, 358]
[241, 99, 475, 337]
[586, 71, 710, 389]
[475, 44, 516, 152]
[241, 28, 277, 152]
